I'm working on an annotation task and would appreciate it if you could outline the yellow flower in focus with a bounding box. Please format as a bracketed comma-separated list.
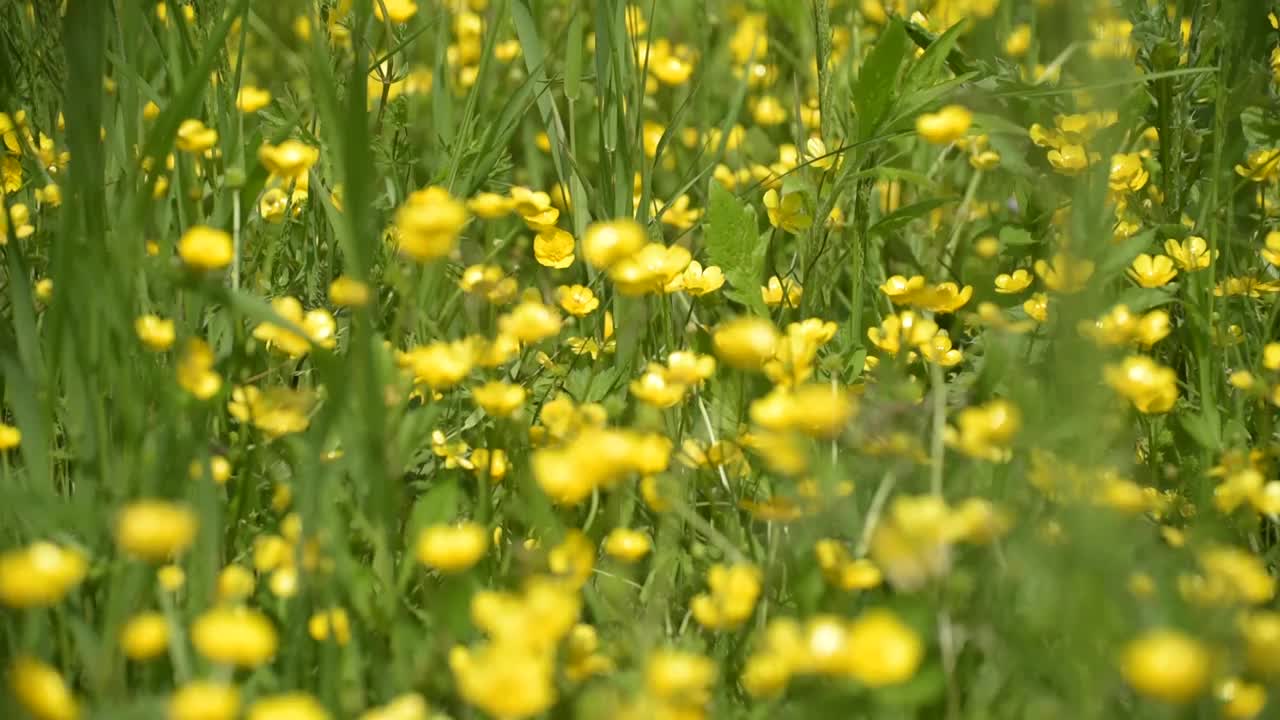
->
[846, 608, 924, 687]
[1121, 629, 1210, 704]
[763, 189, 812, 234]
[603, 528, 652, 562]
[191, 606, 279, 667]
[556, 284, 599, 317]
[169, 682, 240, 720]
[175, 118, 218, 153]
[533, 228, 575, 268]
[0, 542, 87, 608]
[8, 656, 79, 720]
[472, 381, 526, 417]
[115, 500, 198, 562]
[1109, 153, 1149, 193]
[1127, 253, 1178, 288]
[915, 105, 972, 145]
[178, 225, 233, 271]
[672, 260, 725, 296]
[416, 522, 487, 573]
[135, 314, 176, 351]
[994, 269, 1032, 294]
[246, 693, 330, 720]
[1160, 236, 1212, 271]
[394, 186, 468, 261]
[761, 275, 802, 308]
[120, 611, 170, 661]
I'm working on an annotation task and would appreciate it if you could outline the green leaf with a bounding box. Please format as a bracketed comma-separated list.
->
[870, 197, 959, 236]
[706, 182, 767, 316]
[854, 18, 907, 141]
[998, 226, 1036, 247]
[902, 20, 968, 97]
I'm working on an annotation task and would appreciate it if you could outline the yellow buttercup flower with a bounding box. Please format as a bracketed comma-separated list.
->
[247, 693, 330, 720]
[533, 227, 575, 268]
[116, 500, 198, 561]
[1034, 253, 1094, 293]
[608, 242, 692, 295]
[556, 284, 599, 317]
[583, 219, 646, 269]
[691, 564, 762, 630]
[1104, 355, 1178, 413]
[0, 422, 23, 450]
[713, 317, 780, 370]
[498, 301, 561, 343]
[191, 606, 279, 667]
[120, 611, 170, 661]
[178, 225, 233, 271]
[1109, 152, 1149, 193]
[472, 381, 526, 417]
[135, 314, 176, 351]
[253, 296, 337, 357]
[308, 608, 351, 645]
[257, 140, 319, 181]
[761, 275, 802, 308]
[417, 522, 487, 573]
[1161, 236, 1212, 271]
[227, 385, 313, 437]
[672, 261, 726, 296]
[1121, 629, 1210, 704]
[169, 682, 240, 720]
[329, 275, 371, 307]
[994, 269, 1032, 294]
[400, 339, 476, 390]
[846, 609, 924, 687]
[603, 528, 652, 562]
[915, 105, 972, 145]
[175, 118, 217, 153]
[1127, 253, 1178, 288]
[236, 86, 271, 113]
[394, 186, 468, 261]
[0, 542, 87, 608]
[8, 656, 79, 720]
[763, 189, 812, 233]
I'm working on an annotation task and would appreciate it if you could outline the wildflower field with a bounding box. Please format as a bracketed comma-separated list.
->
[6, 0, 1280, 717]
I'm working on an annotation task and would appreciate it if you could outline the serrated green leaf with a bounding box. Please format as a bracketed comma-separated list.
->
[706, 181, 767, 316]
[854, 18, 907, 141]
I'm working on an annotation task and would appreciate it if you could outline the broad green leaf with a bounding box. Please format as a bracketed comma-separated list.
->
[854, 18, 907, 141]
[706, 181, 767, 316]
[999, 226, 1036, 247]
[902, 20, 968, 97]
